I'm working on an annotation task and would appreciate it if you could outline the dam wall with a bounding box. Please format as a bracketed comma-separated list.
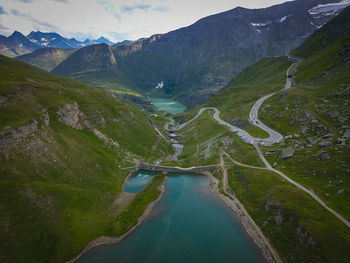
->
[124, 163, 216, 175]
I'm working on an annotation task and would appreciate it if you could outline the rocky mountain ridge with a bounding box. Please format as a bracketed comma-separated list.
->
[0, 30, 114, 57]
[52, 0, 349, 107]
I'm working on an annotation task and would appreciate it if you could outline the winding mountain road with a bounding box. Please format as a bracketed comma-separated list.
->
[167, 55, 299, 146]
[163, 54, 350, 228]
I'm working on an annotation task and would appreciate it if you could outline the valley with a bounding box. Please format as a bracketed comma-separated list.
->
[1, 1, 350, 263]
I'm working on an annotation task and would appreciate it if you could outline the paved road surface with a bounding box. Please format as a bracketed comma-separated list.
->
[168, 55, 300, 146]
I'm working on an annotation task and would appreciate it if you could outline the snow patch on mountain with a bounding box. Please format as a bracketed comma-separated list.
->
[310, 22, 319, 29]
[155, 81, 164, 89]
[309, 0, 350, 15]
[250, 22, 267, 27]
[280, 16, 288, 22]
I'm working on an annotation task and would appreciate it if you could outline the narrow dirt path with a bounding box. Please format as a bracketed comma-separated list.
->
[254, 144, 350, 228]
[223, 146, 350, 229]
[219, 153, 283, 263]
[223, 151, 267, 170]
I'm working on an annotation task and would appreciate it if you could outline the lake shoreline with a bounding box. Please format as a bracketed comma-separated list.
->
[150, 97, 187, 115]
[206, 172, 281, 263]
[66, 177, 167, 263]
[67, 171, 279, 263]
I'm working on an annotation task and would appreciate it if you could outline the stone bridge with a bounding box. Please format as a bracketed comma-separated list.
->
[123, 163, 217, 175]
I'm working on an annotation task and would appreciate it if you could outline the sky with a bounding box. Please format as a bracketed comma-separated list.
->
[0, 0, 303, 42]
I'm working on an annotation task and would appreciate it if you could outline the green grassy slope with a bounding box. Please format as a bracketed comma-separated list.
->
[164, 56, 293, 168]
[206, 56, 292, 137]
[105, 174, 165, 236]
[0, 55, 172, 263]
[168, 110, 263, 168]
[16, 47, 77, 71]
[51, 43, 152, 108]
[221, 164, 350, 263]
[259, 7, 350, 220]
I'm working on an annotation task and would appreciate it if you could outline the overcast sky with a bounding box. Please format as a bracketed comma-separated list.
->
[0, 0, 298, 42]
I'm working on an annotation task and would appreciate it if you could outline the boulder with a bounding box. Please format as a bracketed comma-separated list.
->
[318, 140, 332, 148]
[336, 138, 346, 145]
[265, 200, 283, 211]
[322, 133, 334, 139]
[266, 150, 281, 156]
[226, 118, 249, 129]
[343, 131, 350, 139]
[320, 152, 330, 161]
[337, 189, 344, 195]
[280, 147, 294, 159]
[329, 111, 340, 119]
[274, 212, 284, 225]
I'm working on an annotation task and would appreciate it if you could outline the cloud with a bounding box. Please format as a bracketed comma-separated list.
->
[0, 0, 304, 42]
[152, 6, 170, 12]
[53, 0, 68, 3]
[0, 23, 9, 30]
[98, 0, 121, 20]
[108, 31, 130, 41]
[11, 9, 23, 17]
[11, 9, 59, 32]
[15, 0, 36, 3]
[121, 4, 152, 14]
[0, 6, 6, 15]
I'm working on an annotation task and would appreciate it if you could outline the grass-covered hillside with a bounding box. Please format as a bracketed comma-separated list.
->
[0, 55, 172, 263]
[207, 56, 292, 138]
[259, 6, 350, 220]
[16, 47, 77, 71]
[51, 43, 153, 109]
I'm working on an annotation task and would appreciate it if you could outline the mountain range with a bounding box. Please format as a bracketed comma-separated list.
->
[5, 0, 348, 107]
[0, 31, 114, 57]
[50, 0, 350, 107]
[16, 47, 77, 71]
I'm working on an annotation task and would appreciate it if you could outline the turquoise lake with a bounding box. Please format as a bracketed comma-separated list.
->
[150, 98, 187, 114]
[77, 174, 266, 263]
[123, 171, 156, 193]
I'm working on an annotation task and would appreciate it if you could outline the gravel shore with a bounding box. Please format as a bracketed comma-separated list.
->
[206, 172, 282, 263]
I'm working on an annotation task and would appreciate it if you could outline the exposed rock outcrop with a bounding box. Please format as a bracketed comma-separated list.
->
[328, 111, 340, 119]
[226, 118, 250, 129]
[297, 225, 318, 249]
[56, 102, 121, 150]
[0, 120, 38, 154]
[56, 102, 84, 130]
[265, 200, 284, 211]
[93, 129, 119, 148]
[318, 140, 332, 148]
[280, 147, 294, 159]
